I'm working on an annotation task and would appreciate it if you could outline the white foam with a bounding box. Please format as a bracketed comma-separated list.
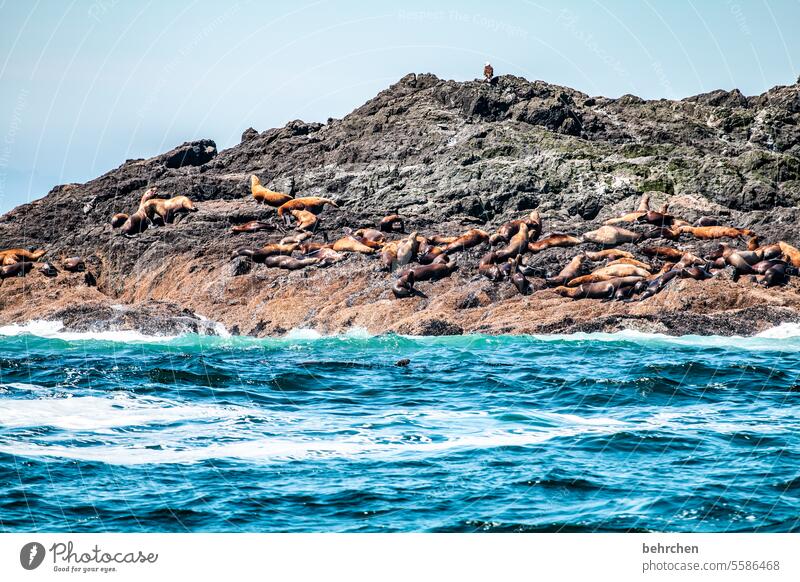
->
[0, 394, 247, 430]
[283, 327, 373, 340]
[755, 322, 800, 339]
[0, 320, 177, 343]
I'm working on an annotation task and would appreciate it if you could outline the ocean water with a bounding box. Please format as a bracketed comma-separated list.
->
[1, 320, 799, 533]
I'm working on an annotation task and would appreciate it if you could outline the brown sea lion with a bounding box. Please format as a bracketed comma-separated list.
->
[546, 254, 585, 287]
[277, 197, 338, 218]
[678, 225, 754, 239]
[262, 255, 318, 270]
[62, 257, 85, 272]
[779, 241, 800, 267]
[638, 192, 651, 212]
[490, 211, 541, 245]
[584, 249, 634, 261]
[606, 258, 652, 271]
[392, 270, 418, 299]
[442, 229, 489, 254]
[332, 236, 375, 254]
[637, 211, 674, 226]
[309, 247, 345, 266]
[725, 250, 761, 273]
[400, 258, 456, 282]
[395, 231, 421, 265]
[0, 261, 35, 279]
[0, 248, 46, 265]
[110, 213, 129, 228]
[638, 269, 680, 300]
[429, 235, 458, 245]
[379, 214, 405, 233]
[418, 246, 446, 265]
[495, 223, 529, 261]
[642, 246, 686, 261]
[250, 175, 293, 207]
[141, 196, 198, 224]
[119, 210, 149, 235]
[604, 211, 646, 225]
[380, 241, 400, 271]
[290, 209, 319, 232]
[139, 186, 160, 206]
[231, 220, 274, 233]
[582, 225, 640, 246]
[354, 229, 386, 246]
[556, 276, 644, 300]
[234, 243, 298, 262]
[478, 252, 503, 281]
[511, 268, 531, 295]
[567, 265, 649, 287]
[759, 263, 791, 287]
[679, 266, 712, 280]
[528, 233, 582, 253]
[694, 216, 720, 227]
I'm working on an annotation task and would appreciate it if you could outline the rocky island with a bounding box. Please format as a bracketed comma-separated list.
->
[1, 73, 800, 337]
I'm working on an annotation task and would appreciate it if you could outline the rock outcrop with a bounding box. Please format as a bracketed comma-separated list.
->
[1, 73, 799, 336]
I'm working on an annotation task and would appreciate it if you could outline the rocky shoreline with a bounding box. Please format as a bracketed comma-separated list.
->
[1, 73, 799, 337]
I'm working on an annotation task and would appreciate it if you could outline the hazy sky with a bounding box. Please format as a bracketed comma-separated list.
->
[1, 0, 798, 212]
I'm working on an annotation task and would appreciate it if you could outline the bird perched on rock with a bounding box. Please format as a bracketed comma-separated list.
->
[483, 62, 494, 82]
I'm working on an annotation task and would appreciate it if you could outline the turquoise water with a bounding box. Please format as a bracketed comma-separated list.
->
[1, 323, 799, 532]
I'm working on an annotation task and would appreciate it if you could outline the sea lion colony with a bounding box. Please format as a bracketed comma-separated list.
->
[3, 180, 799, 304]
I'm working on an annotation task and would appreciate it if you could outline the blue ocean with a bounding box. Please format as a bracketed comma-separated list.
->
[1, 321, 798, 532]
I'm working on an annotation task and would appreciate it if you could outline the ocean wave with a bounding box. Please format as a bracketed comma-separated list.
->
[0, 320, 178, 343]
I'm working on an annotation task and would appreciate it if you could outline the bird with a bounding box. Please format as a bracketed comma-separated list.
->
[483, 61, 494, 82]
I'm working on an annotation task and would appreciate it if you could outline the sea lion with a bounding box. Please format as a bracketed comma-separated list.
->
[725, 250, 761, 273]
[0, 248, 46, 265]
[391, 231, 419, 266]
[606, 258, 652, 271]
[642, 246, 686, 261]
[679, 266, 712, 280]
[392, 270, 418, 299]
[582, 225, 640, 246]
[250, 175, 293, 207]
[332, 236, 375, 254]
[418, 246, 446, 265]
[528, 233, 581, 253]
[779, 241, 800, 267]
[354, 229, 386, 246]
[141, 196, 198, 224]
[495, 223, 529, 262]
[603, 193, 650, 224]
[400, 258, 456, 282]
[138, 186, 159, 205]
[511, 268, 531, 295]
[310, 247, 345, 267]
[110, 213, 129, 228]
[429, 235, 458, 245]
[234, 243, 298, 262]
[277, 197, 338, 219]
[637, 211, 674, 226]
[379, 214, 405, 233]
[290, 209, 319, 232]
[119, 210, 149, 235]
[677, 225, 754, 239]
[0, 261, 35, 279]
[638, 192, 651, 212]
[567, 265, 650, 287]
[751, 259, 787, 275]
[262, 256, 318, 270]
[62, 257, 85, 272]
[546, 254, 585, 286]
[556, 276, 643, 300]
[584, 249, 634, 261]
[380, 241, 400, 271]
[760, 263, 791, 287]
[694, 216, 720, 227]
[231, 220, 275, 233]
[638, 269, 680, 300]
[442, 229, 489, 254]
[479, 251, 504, 281]
[490, 211, 541, 245]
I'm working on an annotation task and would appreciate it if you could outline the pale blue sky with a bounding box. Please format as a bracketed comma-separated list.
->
[0, 0, 798, 212]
